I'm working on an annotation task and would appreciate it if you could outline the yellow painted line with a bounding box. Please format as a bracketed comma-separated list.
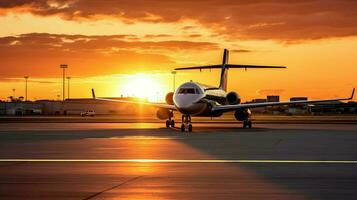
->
[1, 159, 357, 164]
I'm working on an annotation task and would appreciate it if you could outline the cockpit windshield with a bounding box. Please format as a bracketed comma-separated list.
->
[178, 88, 196, 94]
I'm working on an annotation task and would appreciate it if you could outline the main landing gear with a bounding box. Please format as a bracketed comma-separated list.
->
[242, 119, 252, 129]
[181, 114, 192, 132]
[166, 117, 175, 128]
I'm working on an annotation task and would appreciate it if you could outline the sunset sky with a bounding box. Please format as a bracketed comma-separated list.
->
[0, 0, 356, 102]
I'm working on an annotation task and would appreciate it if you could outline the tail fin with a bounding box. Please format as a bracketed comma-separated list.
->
[222, 48, 229, 65]
[219, 49, 229, 91]
[91, 88, 96, 99]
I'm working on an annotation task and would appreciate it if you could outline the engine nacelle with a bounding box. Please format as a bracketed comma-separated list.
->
[234, 109, 251, 121]
[156, 108, 173, 120]
[226, 92, 241, 105]
[165, 92, 174, 105]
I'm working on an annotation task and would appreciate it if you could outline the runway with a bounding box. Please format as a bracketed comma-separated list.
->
[1, 122, 357, 199]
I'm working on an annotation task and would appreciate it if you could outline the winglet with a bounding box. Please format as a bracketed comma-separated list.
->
[350, 88, 355, 100]
[91, 88, 96, 99]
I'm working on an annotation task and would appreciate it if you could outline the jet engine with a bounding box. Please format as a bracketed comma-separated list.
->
[165, 92, 174, 105]
[234, 109, 251, 121]
[156, 108, 173, 120]
[226, 92, 241, 105]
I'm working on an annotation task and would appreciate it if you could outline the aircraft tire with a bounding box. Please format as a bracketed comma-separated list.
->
[248, 121, 252, 128]
[171, 120, 175, 127]
[166, 120, 170, 128]
[188, 124, 192, 132]
[181, 124, 185, 132]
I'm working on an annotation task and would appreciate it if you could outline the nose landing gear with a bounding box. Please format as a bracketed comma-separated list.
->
[181, 114, 192, 132]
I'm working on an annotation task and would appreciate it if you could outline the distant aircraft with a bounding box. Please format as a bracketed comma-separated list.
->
[92, 49, 355, 132]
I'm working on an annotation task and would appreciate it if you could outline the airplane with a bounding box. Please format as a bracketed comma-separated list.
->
[91, 49, 355, 132]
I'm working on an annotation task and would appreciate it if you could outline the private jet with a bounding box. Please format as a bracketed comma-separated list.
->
[91, 49, 355, 132]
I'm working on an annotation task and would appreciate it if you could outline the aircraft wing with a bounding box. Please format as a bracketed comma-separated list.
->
[91, 89, 177, 110]
[212, 88, 355, 113]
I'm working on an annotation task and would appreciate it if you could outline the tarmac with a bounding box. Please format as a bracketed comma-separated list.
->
[1, 119, 357, 199]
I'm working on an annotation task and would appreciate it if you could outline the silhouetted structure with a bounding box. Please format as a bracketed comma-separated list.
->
[267, 95, 280, 102]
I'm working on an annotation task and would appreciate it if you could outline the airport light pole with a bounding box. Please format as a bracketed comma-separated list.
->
[66, 76, 71, 99]
[24, 76, 29, 101]
[60, 64, 68, 101]
[171, 71, 176, 92]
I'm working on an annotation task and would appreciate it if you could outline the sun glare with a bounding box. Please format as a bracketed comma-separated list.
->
[122, 74, 164, 102]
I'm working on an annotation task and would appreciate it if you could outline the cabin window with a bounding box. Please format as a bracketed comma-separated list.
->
[178, 88, 196, 94]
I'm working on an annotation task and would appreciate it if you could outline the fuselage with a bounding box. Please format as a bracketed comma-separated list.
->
[173, 81, 227, 116]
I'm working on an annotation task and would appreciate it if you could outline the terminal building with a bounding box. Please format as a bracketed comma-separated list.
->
[267, 95, 280, 102]
[0, 97, 155, 116]
[288, 97, 309, 114]
[247, 96, 357, 115]
[1, 96, 356, 116]
[309, 101, 357, 114]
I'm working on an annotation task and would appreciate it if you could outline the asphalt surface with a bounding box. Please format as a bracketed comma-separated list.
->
[1, 122, 357, 199]
[1, 115, 357, 124]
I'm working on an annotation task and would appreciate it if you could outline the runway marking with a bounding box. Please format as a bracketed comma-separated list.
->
[0, 162, 24, 168]
[82, 176, 143, 200]
[1, 159, 357, 164]
[100, 136, 184, 140]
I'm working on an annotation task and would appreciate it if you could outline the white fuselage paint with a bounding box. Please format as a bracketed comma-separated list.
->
[173, 81, 227, 116]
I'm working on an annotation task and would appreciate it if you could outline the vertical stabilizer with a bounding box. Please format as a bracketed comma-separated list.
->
[219, 49, 229, 91]
[91, 88, 96, 99]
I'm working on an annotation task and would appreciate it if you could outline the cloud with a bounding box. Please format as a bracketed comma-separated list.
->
[188, 34, 202, 38]
[0, 33, 219, 78]
[0, 77, 57, 84]
[1, 0, 357, 41]
[0, 33, 217, 50]
[144, 34, 172, 39]
[231, 49, 252, 53]
[257, 89, 285, 96]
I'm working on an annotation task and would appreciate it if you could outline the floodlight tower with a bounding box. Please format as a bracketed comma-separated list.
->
[66, 76, 71, 99]
[60, 64, 68, 101]
[24, 76, 29, 101]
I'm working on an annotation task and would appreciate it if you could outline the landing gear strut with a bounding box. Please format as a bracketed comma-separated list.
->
[166, 116, 175, 128]
[166, 110, 175, 128]
[181, 114, 192, 132]
[243, 119, 252, 129]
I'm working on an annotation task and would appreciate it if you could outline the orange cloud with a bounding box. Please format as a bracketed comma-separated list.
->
[1, 0, 357, 41]
[0, 33, 219, 77]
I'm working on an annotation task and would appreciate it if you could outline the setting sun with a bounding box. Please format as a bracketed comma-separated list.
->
[122, 74, 164, 102]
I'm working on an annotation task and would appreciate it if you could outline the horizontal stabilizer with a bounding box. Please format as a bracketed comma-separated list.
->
[175, 64, 286, 71]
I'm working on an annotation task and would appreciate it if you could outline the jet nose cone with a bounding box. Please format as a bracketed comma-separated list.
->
[173, 93, 206, 114]
[174, 95, 193, 109]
